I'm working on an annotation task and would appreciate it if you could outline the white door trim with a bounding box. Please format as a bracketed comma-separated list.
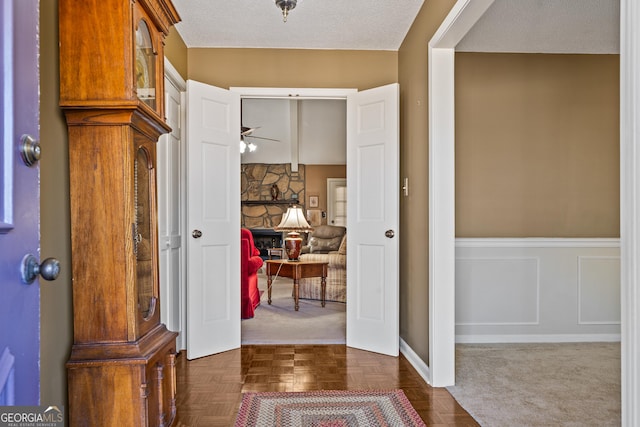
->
[165, 58, 186, 92]
[428, 0, 495, 387]
[620, 1, 640, 424]
[230, 87, 357, 99]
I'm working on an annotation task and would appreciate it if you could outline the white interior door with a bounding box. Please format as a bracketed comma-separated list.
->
[186, 80, 240, 359]
[158, 67, 185, 348]
[346, 83, 400, 356]
[327, 178, 347, 226]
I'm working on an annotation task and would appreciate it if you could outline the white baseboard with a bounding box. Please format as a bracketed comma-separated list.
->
[399, 338, 432, 385]
[455, 334, 621, 344]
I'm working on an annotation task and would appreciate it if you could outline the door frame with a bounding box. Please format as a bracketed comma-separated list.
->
[161, 58, 187, 350]
[428, 0, 495, 387]
[230, 88, 357, 100]
[620, 1, 640, 424]
[230, 87, 360, 342]
[430, 0, 638, 424]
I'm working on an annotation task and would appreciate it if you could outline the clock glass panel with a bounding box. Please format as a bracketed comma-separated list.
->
[135, 20, 156, 110]
[135, 147, 156, 320]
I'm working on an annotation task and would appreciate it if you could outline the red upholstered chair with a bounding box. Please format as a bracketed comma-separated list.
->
[241, 228, 264, 319]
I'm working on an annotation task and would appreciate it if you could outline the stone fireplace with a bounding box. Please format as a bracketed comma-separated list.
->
[241, 163, 306, 228]
[249, 228, 285, 259]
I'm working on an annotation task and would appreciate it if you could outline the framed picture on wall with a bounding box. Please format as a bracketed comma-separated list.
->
[309, 195, 319, 208]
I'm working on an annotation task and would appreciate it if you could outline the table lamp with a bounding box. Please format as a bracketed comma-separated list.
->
[274, 205, 313, 261]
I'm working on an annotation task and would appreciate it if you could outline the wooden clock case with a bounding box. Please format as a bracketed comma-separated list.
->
[59, 0, 180, 425]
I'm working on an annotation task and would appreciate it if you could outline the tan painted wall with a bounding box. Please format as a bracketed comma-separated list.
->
[455, 53, 620, 237]
[187, 48, 397, 89]
[305, 165, 347, 225]
[397, 0, 457, 365]
[165, 27, 188, 79]
[40, 0, 73, 407]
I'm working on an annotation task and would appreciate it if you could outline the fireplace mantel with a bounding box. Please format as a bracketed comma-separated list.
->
[241, 199, 298, 206]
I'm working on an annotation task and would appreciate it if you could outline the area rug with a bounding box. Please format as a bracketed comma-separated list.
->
[234, 389, 426, 426]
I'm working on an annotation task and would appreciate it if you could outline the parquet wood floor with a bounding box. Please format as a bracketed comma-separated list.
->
[174, 345, 479, 426]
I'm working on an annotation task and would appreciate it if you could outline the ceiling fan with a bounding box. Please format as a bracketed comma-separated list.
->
[240, 126, 280, 142]
[239, 126, 280, 154]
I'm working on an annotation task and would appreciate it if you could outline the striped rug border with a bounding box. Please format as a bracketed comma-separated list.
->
[235, 389, 425, 426]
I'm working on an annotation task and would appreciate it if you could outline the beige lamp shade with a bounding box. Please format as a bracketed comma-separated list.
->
[274, 205, 313, 232]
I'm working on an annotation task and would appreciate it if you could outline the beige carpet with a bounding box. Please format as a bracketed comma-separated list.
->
[446, 342, 621, 426]
[241, 272, 346, 344]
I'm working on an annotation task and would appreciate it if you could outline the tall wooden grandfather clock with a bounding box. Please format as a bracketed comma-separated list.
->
[59, 0, 180, 425]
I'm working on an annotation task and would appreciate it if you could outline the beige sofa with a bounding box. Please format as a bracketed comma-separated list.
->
[298, 225, 346, 303]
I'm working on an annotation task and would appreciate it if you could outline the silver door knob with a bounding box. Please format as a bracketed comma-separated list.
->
[192, 230, 203, 238]
[19, 134, 41, 167]
[385, 230, 395, 238]
[21, 254, 60, 284]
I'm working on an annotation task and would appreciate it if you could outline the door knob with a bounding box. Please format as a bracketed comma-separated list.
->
[19, 134, 41, 167]
[21, 254, 60, 284]
[192, 230, 203, 238]
[385, 230, 395, 238]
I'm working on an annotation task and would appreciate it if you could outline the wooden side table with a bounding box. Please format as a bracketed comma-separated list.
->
[267, 247, 285, 260]
[265, 260, 328, 311]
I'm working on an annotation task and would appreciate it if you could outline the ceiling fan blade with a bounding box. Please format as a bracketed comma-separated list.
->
[244, 134, 280, 142]
[241, 126, 261, 136]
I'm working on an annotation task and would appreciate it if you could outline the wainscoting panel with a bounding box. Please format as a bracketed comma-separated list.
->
[455, 239, 620, 343]
[578, 256, 621, 325]
[456, 257, 539, 325]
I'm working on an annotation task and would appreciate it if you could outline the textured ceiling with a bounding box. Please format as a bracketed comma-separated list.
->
[171, 0, 425, 50]
[171, 0, 620, 53]
[457, 0, 620, 54]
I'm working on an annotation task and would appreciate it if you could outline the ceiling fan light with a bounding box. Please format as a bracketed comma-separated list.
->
[275, 0, 297, 22]
[248, 143, 257, 152]
[240, 140, 247, 153]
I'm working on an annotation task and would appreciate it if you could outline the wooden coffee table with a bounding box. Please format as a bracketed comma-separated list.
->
[265, 259, 328, 311]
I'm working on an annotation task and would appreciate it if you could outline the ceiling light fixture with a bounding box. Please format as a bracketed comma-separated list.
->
[240, 137, 257, 154]
[275, 0, 297, 22]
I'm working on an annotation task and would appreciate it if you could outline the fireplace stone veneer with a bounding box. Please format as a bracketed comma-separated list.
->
[241, 163, 306, 228]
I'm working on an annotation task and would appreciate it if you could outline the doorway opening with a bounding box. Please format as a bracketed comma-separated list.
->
[238, 96, 348, 344]
[183, 82, 399, 360]
[429, 0, 624, 406]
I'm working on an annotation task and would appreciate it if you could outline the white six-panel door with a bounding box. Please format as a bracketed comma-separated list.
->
[186, 80, 241, 359]
[346, 83, 400, 356]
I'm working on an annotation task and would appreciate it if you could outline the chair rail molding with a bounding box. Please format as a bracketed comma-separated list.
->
[456, 237, 620, 248]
